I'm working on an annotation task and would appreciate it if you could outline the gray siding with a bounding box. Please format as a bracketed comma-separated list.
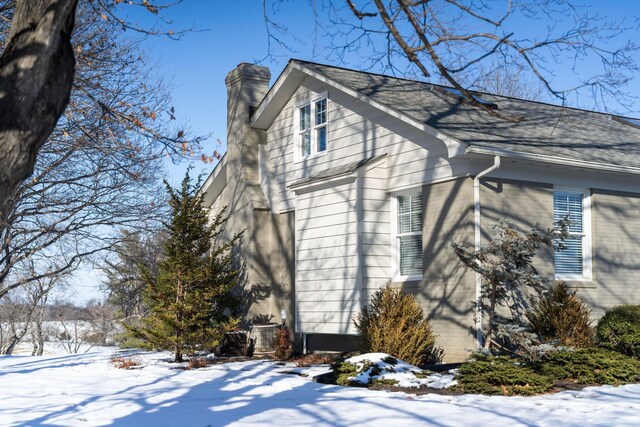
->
[480, 178, 555, 278]
[581, 189, 640, 316]
[480, 178, 640, 326]
[411, 178, 476, 362]
[264, 77, 469, 213]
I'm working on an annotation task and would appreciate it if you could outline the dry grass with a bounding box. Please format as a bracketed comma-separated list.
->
[110, 356, 142, 369]
[293, 353, 335, 367]
[187, 357, 209, 370]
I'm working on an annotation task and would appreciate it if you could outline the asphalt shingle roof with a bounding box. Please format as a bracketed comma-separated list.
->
[297, 60, 640, 169]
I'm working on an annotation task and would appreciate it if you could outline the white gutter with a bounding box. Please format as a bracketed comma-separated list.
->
[473, 155, 501, 348]
[466, 146, 640, 176]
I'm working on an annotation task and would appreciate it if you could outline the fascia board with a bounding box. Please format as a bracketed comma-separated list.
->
[251, 64, 305, 130]
[199, 154, 227, 206]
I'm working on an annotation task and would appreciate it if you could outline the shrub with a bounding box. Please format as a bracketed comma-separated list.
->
[534, 348, 640, 386]
[456, 355, 554, 396]
[456, 348, 640, 395]
[334, 361, 373, 386]
[293, 353, 335, 367]
[596, 305, 640, 358]
[187, 357, 209, 370]
[110, 356, 142, 369]
[354, 284, 443, 366]
[526, 281, 594, 347]
[452, 219, 568, 352]
[271, 325, 294, 361]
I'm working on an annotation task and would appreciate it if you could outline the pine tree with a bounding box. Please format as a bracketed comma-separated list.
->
[130, 172, 242, 362]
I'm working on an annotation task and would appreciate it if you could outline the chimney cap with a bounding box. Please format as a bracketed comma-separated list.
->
[226, 62, 271, 86]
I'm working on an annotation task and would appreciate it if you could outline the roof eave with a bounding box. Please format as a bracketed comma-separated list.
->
[199, 154, 228, 207]
[466, 146, 640, 176]
[251, 61, 305, 130]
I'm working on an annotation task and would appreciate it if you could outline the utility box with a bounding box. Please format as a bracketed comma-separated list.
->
[250, 324, 278, 353]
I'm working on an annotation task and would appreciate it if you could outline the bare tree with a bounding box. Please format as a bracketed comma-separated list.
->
[0, 0, 78, 206]
[0, 0, 198, 207]
[102, 229, 165, 320]
[0, 262, 66, 355]
[264, 1, 639, 116]
[0, 292, 32, 354]
[0, 2, 197, 301]
[452, 62, 547, 101]
[51, 298, 116, 353]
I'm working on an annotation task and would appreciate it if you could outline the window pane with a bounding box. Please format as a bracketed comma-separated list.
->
[553, 191, 584, 276]
[398, 193, 422, 233]
[317, 126, 326, 152]
[400, 235, 423, 276]
[397, 191, 423, 276]
[301, 131, 311, 157]
[554, 191, 583, 233]
[315, 99, 327, 125]
[300, 105, 310, 131]
[555, 236, 583, 276]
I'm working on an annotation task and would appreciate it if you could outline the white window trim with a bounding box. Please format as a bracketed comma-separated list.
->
[554, 186, 593, 282]
[293, 91, 328, 163]
[390, 188, 424, 282]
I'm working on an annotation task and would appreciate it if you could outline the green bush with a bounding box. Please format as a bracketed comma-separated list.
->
[354, 284, 443, 366]
[333, 361, 376, 386]
[457, 348, 640, 396]
[596, 305, 640, 358]
[535, 348, 640, 385]
[114, 331, 147, 349]
[456, 355, 553, 396]
[526, 281, 594, 347]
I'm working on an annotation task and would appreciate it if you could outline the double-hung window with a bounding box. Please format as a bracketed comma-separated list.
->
[392, 191, 423, 279]
[296, 94, 327, 160]
[553, 189, 592, 280]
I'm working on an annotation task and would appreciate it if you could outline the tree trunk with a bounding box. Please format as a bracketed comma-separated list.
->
[175, 278, 183, 362]
[4, 335, 19, 355]
[0, 0, 78, 206]
[33, 303, 46, 356]
[35, 321, 44, 356]
[483, 281, 498, 350]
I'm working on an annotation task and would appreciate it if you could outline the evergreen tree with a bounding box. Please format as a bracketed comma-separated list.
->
[130, 172, 242, 362]
[103, 230, 165, 320]
[452, 218, 568, 353]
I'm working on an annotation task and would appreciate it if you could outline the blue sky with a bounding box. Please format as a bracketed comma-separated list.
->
[134, 0, 640, 185]
[69, 0, 640, 302]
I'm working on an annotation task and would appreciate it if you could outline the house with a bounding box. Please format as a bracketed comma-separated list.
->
[201, 60, 640, 362]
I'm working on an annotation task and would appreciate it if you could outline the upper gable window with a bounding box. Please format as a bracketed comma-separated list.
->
[295, 93, 328, 161]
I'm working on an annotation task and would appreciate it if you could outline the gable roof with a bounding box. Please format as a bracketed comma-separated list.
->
[253, 59, 640, 173]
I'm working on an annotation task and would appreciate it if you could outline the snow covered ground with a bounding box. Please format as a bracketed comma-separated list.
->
[1, 348, 640, 426]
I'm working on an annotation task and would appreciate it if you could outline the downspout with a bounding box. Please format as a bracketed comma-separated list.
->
[473, 155, 501, 348]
